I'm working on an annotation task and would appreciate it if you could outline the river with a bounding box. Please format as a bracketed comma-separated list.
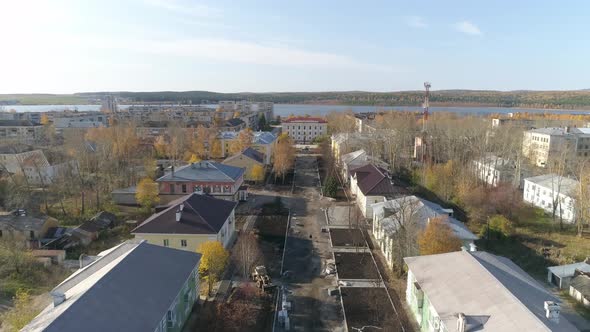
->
[2, 104, 590, 117]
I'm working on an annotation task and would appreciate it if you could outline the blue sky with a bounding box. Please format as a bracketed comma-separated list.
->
[1, 0, 589, 93]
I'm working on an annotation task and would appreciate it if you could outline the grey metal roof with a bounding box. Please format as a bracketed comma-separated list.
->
[372, 196, 478, 241]
[253, 131, 277, 144]
[156, 161, 244, 183]
[22, 240, 201, 332]
[524, 174, 579, 196]
[570, 274, 590, 299]
[132, 193, 237, 235]
[405, 251, 578, 332]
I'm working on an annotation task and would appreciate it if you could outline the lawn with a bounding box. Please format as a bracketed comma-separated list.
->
[478, 208, 590, 280]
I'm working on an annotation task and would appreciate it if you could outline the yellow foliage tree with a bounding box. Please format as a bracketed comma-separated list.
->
[187, 154, 201, 163]
[40, 114, 50, 125]
[2, 289, 39, 331]
[210, 137, 223, 158]
[153, 135, 168, 158]
[197, 241, 229, 296]
[249, 164, 265, 183]
[418, 216, 462, 255]
[229, 129, 253, 155]
[135, 177, 159, 212]
[273, 133, 295, 182]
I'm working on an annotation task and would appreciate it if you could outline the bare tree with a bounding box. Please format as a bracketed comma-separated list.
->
[234, 232, 262, 278]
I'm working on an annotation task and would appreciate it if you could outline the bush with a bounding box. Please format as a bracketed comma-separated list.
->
[479, 215, 513, 240]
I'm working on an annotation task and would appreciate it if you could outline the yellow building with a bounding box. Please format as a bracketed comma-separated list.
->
[222, 147, 265, 182]
[219, 131, 277, 164]
[132, 193, 237, 251]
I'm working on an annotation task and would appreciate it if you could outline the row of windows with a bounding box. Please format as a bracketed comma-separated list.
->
[532, 135, 549, 143]
[169, 183, 232, 194]
[285, 125, 324, 130]
[163, 239, 188, 247]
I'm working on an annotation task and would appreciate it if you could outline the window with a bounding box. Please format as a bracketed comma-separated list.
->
[184, 291, 189, 303]
[181, 239, 187, 247]
[163, 239, 169, 247]
[194, 185, 202, 193]
[182, 184, 187, 193]
[169, 184, 175, 193]
[0, 230, 2, 237]
[29, 230, 34, 239]
[166, 310, 173, 328]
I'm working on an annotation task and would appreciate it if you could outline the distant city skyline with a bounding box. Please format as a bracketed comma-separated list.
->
[1, 0, 589, 93]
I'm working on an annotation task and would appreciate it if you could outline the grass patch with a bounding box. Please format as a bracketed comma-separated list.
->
[561, 290, 590, 321]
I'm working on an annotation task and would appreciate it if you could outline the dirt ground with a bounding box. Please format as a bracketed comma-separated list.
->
[254, 215, 288, 278]
[330, 228, 366, 247]
[340, 287, 402, 332]
[335, 252, 380, 280]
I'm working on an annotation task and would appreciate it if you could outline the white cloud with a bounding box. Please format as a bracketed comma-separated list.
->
[102, 37, 395, 72]
[454, 21, 482, 35]
[405, 16, 428, 28]
[144, 0, 221, 18]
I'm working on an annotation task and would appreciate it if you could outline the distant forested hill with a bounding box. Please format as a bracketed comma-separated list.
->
[3, 90, 590, 109]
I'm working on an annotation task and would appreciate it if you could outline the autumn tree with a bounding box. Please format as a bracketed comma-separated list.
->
[1, 289, 39, 331]
[229, 129, 253, 155]
[249, 164, 265, 183]
[197, 241, 230, 296]
[418, 216, 462, 255]
[154, 135, 168, 158]
[135, 177, 159, 213]
[273, 133, 295, 183]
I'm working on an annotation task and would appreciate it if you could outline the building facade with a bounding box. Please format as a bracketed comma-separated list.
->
[523, 174, 578, 223]
[281, 117, 327, 144]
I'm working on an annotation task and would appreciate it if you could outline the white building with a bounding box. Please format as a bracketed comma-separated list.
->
[53, 113, 109, 135]
[0, 120, 43, 143]
[472, 155, 529, 188]
[349, 163, 395, 218]
[523, 174, 579, 223]
[340, 149, 368, 183]
[522, 127, 590, 167]
[281, 117, 327, 144]
[405, 251, 578, 332]
[371, 195, 477, 270]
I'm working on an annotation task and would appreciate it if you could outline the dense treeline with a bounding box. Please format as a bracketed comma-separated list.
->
[83, 90, 590, 109]
[4, 90, 590, 109]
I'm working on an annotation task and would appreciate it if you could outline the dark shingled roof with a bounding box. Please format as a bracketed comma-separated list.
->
[350, 163, 395, 195]
[224, 118, 245, 127]
[24, 241, 201, 332]
[240, 147, 264, 164]
[132, 193, 237, 235]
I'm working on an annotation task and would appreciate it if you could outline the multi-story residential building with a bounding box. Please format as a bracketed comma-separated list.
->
[472, 155, 530, 188]
[219, 131, 277, 164]
[0, 120, 43, 143]
[133, 193, 237, 250]
[281, 117, 327, 144]
[53, 112, 109, 135]
[371, 196, 477, 270]
[217, 101, 274, 121]
[523, 174, 579, 223]
[491, 117, 535, 129]
[22, 240, 201, 332]
[100, 95, 118, 113]
[405, 250, 578, 332]
[0, 149, 78, 185]
[522, 127, 590, 167]
[156, 161, 246, 203]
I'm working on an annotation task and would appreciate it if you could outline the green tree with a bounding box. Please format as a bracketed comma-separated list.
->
[480, 215, 513, 240]
[135, 178, 159, 213]
[323, 176, 338, 198]
[258, 113, 268, 131]
[197, 241, 230, 296]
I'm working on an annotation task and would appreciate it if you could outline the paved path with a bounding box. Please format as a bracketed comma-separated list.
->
[275, 155, 346, 332]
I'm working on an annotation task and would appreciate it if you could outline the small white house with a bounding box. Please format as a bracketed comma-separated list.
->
[472, 155, 528, 188]
[371, 196, 478, 270]
[523, 174, 579, 223]
[349, 163, 395, 218]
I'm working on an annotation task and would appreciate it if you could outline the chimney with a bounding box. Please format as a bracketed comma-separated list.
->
[171, 165, 175, 177]
[457, 313, 466, 332]
[179, 203, 184, 211]
[544, 301, 560, 323]
[51, 291, 66, 307]
[175, 209, 182, 222]
[565, 126, 570, 133]
[469, 243, 477, 252]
